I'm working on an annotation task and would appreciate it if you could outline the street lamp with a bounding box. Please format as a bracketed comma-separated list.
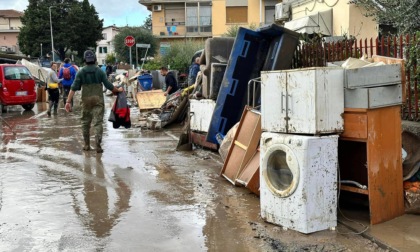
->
[49, 6, 55, 62]
[40, 43, 42, 58]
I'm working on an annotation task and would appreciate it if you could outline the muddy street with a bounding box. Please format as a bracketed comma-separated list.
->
[0, 97, 387, 251]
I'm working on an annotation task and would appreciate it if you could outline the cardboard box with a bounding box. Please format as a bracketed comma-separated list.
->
[37, 87, 47, 102]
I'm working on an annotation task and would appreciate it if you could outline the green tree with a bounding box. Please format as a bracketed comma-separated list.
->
[142, 57, 163, 71]
[223, 25, 240, 37]
[222, 23, 258, 37]
[161, 39, 205, 74]
[70, 0, 103, 58]
[142, 14, 152, 31]
[349, 0, 420, 34]
[18, 0, 103, 61]
[113, 26, 158, 67]
[105, 53, 116, 64]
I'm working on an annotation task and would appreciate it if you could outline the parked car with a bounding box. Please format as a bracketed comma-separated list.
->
[0, 64, 37, 112]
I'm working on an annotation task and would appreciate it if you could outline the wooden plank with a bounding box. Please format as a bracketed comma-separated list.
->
[236, 149, 260, 196]
[341, 112, 368, 139]
[220, 107, 261, 186]
[222, 146, 245, 184]
[340, 185, 369, 195]
[339, 137, 367, 143]
[234, 140, 247, 150]
[344, 108, 367, 113]
[136, 90, 166, 111]
[366, 106, 404, 224]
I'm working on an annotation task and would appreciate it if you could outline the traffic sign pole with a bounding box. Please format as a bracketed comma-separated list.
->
[129, 47, 132, 67]
[124, 35, 135, 68]
[135, 43, 151, 70]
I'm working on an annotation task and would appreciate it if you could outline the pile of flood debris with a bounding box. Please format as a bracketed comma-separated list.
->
[129, 24, 420, 233]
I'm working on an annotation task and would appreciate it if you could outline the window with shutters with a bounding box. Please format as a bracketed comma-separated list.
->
[165, 4, 185, 26]
[225, 0, 248, 24]
[99, 47, 108, 54]
[226, 6, 248, 23]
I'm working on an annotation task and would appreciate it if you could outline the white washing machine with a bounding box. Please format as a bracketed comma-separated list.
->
[260, 132, 338, 234]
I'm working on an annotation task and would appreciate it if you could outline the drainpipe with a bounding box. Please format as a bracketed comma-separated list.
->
[260, 0, 263, 26]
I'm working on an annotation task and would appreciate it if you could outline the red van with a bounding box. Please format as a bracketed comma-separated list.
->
[0, 64, 37, 112]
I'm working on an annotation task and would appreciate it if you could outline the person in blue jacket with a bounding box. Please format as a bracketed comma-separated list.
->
[58, 58, 78, 107]
[188, 57, 200, 86]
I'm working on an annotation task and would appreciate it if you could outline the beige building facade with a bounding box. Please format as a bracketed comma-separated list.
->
[139, 0, 378, 52]
[0, 9, 23, 54]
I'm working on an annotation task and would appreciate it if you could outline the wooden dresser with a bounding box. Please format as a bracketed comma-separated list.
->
[338, 106, 405, 224]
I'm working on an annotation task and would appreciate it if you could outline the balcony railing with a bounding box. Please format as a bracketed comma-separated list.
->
[153, 25, 212, 38]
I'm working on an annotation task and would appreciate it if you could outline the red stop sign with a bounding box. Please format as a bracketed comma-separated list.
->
[124, 35, 135, 47]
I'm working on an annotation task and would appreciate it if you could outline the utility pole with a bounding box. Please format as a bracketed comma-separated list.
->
[49, 6, 55, 62]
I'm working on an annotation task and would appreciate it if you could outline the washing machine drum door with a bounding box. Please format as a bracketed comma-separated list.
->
[262, 143, 300, 197]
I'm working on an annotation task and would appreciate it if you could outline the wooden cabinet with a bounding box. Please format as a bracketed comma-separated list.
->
[339, 106, 404, 224]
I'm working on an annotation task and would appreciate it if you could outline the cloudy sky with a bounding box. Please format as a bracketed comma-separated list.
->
[0, 0, 150, 27]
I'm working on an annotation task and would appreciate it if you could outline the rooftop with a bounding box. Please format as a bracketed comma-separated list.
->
[0, 9, 23, 18]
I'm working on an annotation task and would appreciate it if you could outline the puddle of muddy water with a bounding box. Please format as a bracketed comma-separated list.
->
[0, 99, 390, 252]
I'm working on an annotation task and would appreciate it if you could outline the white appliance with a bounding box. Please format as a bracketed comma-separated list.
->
[261, 67, 344, 134]
[190, 99, 216, 133]
[260, 132, 338, 234]
[275, 2, 290, 21]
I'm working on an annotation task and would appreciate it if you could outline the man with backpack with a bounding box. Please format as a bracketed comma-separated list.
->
[59, 58, 77, 107]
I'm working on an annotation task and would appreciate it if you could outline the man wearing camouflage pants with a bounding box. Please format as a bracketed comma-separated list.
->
[65, 50, 123, 153]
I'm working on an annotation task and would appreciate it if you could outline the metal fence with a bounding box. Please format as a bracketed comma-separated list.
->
[292, 34, 419, 121]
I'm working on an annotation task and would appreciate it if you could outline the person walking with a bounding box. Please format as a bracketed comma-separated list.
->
[58, 58, 77, 107]
[188, 57, 200, 86]
[65, 50, 123, 153]
[106, 63, 113, 78]
[47, 63, 62, 116]
[160, 66, 178, 98]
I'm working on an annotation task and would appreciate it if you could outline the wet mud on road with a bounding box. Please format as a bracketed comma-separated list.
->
[0, 98, 388, 251]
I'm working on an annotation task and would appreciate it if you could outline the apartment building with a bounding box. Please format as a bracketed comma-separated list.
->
[96, 25, 120, 65]
[138, 0, 377, 52]
[139, 0, 279, 37]
[0, 9, 23, 54]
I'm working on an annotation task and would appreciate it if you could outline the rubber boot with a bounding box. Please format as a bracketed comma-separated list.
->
[95, 135, 103, 153]
[47, 101, 52, 116]
[53, 103, 58, 115]
[83, 133, 91, 151]
[54, 102, 58, 115]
